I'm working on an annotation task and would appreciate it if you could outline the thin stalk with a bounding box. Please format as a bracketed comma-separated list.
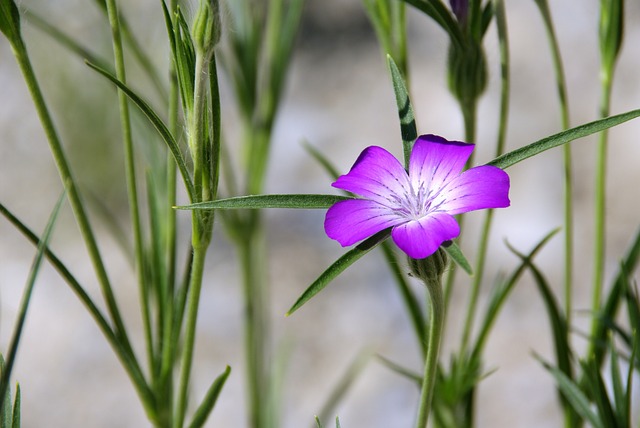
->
[591, 72, 613, 340]
[534, 0, 573, 340]
[175, 45, 214, 427]
[10, 37, 138, 377]
[104, 0, 151, 376]
[240, 231, 269, 428]
[157, 0, 181, 424]
[8, 37, 152, 419]
[459, 0, 511, 355]
[174, 242, 209, 428]
[448, 100, 476, 347]
[415, 280, 444, 428]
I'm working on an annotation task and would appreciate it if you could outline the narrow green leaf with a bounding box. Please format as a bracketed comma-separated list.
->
[472, 229, 559, 359]
[0, 191, 65, 410]
[608, 339, 626, 427]
[315, 416, 323, 428]
[0, 356, 12, 428]
[590, 226, 640, 367]
[488, 109, 640, 170]
[11, 384, 19, 428]
[287, 230, 391, 315]
[303, 142, 341, 180]
[317, 350, 370, 425]
[188, 366, 231, 428]
[85, 60, 195, 200]
[335, 416, 341, 428]
[376, 354, 422, 384]
[25, 11, 112, 73]
[401, 0, 463, 47]
[581, 358, 616, 428]
[443, 241, 472, 275]
[387, 55, 416, 168]
[178, 194, 352, 210]
[506, 242, 572, 377]
[536, 355, 603, 428]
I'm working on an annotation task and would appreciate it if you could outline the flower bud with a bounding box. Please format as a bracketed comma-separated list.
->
[192, 0, 221, 59]
[449, 0, 469, 26]
[447, 40, 487, 106]
[408, 247, 449, 287]
[0, 0, 21, 44]
[599, 0, 624, 71]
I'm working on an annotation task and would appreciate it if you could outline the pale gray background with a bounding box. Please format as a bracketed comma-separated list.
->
[1, 0, 639, 426]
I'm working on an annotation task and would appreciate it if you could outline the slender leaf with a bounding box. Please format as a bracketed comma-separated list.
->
[10, 384, 19, 428]
[506, 242, 572, 378]
[316, 350, 370, 426]
[443, 241, 472, 275]
[488, 109, 640, 170]
[315, 416, 323, 428]
[608, 339, 626, 427]
[188, 366, 232, 428]
[376, 354, 422, 384]
[472, 229, 559, 359]
[401, 0, 463, 47]
[0, 356, 11, 428]
[536, 355, 603, 428]
[0, 191, 65, 411]
[580, 358, 616, 428]
[302, 142, 341, 180]
[0, 0, 21, 44]
[387, 55, 416, 167]
[287, 230, 391, 315]
[85, 60, 195, 200]
[178, 194, 352, 211]
[591, 226, 640, 367]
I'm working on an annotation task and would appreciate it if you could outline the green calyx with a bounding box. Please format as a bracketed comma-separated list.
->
[447, 39, 487, 106]
[408, 247, 449, 287]
[192, 0, 221, 59]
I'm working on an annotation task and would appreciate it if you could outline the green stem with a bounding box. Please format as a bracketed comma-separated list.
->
[591, 71, 613, 340]
[534, 0, 573, 339]
[240, 229, 269, 428]
[449, 99, 476, 347]
[415, 279, 444, 428]
[175, 242, 209, 428]
[104, 0, 151, 378]
[175, 40, 215, 428]
[9, 28, 151, 421]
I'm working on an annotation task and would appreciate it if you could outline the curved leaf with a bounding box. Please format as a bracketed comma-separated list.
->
[287, 230, 391, 316]
[488, 109, 640, 170]
[387, 55, 416, 167]
[178, 194, 352, 210]
[85, 61, 195, 200]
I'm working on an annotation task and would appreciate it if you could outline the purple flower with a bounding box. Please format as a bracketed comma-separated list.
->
[324, 134, 510, 259]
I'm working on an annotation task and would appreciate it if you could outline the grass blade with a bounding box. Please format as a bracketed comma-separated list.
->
[188, 366, 232, 428]
[536, 355, 603, 428]
[178, 194, 352, 210]
[85, 60, 195, 200]
[488, 109, 640, 170]
[0, 191, 65, 409]
[387, 54, 416, 167]
[287, 230, 390, 316]
[443, 241, 472, 275]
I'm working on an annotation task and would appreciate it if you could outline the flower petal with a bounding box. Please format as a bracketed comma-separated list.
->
[332, 146, 410, 207]
[324, 199, 405, 247]
[409, 135, 475, 195]
[434, 165, 510, 215]
[391, 212, 460, 259]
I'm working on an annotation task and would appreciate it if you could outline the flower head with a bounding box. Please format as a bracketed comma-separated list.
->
[324, 134, 510, 259]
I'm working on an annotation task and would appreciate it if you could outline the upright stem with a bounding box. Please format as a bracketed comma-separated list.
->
[415, 280, 444, 428]
[175, 46, 215, 428]
[9, 27, 152, 421]
[104, 0, 150, 374]
[591, 72, 613, 339]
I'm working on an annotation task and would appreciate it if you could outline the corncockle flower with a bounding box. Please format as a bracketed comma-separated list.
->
[324, 134, 510, 259]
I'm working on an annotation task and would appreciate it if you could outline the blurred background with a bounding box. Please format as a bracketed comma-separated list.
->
[1, 0, 639, 426]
